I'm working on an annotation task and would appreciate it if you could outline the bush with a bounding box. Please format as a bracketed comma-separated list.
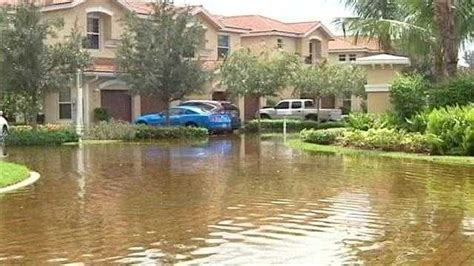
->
[390, 74, 428, 120]
[346, 113, 377, 131]
[5, 124, 79, 146]
[426, 105, 474, 155]
[85, 120, 137, 140]
[93, 107, 110, 122]
[244, 119, 346, 133]
[338, 128, 432, 154]
[85, 121, 209, 141]
[300, 128, 347, 145]
[429, 74, 474, 108]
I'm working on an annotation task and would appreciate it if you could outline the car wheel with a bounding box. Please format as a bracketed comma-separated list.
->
[260, 114, 271, 120]
[136, 121, 148, 125]
[305, 114, 318, 121]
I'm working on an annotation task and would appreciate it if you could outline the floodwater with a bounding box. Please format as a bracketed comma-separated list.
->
[1, 135, 474, 265]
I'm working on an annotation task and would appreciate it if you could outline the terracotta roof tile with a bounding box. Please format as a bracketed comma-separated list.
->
[329, 36, 382, 52]
[219, 15, 320, 35]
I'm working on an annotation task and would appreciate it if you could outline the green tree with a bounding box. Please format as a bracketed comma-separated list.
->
[219, 49, 301, 128]
[0, 4, 90, 126]
[117, 0, 208, 124]
[337, 0, 474, 78]
[293, 63, 366, 120]
[390, 73, 428, 120]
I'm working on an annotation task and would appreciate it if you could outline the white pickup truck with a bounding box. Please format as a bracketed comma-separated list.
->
[258, 99, 342, 121]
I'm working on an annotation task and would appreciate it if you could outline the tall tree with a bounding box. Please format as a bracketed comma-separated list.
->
[292, 63, 366, 120]
[117, 0, 208, 124]
[220, 49, 301, 128]
[0, 4, 90, 125]
[337, 0, 474, 78]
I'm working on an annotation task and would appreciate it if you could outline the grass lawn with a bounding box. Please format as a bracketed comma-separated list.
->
[287, 139, 474, 167]
[0, 162, 30, 188]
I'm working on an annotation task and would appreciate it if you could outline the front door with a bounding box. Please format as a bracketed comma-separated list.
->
[101, 90, 132, 122]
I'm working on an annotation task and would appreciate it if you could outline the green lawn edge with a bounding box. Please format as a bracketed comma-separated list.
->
[287, 139, 474, 167]
[0, 162, 30, 188]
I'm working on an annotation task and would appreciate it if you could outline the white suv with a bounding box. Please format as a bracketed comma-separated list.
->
[259, 99, 342, 121]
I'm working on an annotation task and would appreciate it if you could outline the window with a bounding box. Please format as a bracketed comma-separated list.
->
[275, 101, 290, 109]
[218, 35, 230, 59]
[86, 14, 100, 49]
[169, 108, 183, 116]
[349, 54, 357, 61]
[291, 101, 302, 109]
[59, 89, 72, 120]
[339, 54, 346, 62]
[277, 38, 283, 49]
[304, 101, 314, 108]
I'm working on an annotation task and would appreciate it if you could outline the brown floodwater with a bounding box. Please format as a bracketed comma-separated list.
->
[0, 135, 474, 264]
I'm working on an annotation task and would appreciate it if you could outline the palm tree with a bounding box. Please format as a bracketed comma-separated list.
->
[337, 0, 474, 78]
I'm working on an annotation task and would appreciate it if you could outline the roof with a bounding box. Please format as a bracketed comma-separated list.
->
[355, 54, 411, 65]
[329, 36, 382, 53]
[218, 15, 334, 39]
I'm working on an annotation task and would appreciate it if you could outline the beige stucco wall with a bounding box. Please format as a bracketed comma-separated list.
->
[241, 36, 298, 55]
[43, 0, 128, 59]
[328, 51, 368, 64]
[366, 65, 404, 84]
[367, 92, 392, 113]
[301, 28, 330, 58]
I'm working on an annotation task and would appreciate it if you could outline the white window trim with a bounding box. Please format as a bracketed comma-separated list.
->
[59, 89, 73, 120]
[365, 84, 391, 92]
[87, 13, 102, 50]
[338, 54, 347, 62]
[217, 34, 231, 59]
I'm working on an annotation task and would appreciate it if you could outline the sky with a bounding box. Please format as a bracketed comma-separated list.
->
[173, 0, 354, 34]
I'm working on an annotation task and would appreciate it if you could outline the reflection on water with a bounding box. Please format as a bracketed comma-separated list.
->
[0, 135, 473, 264]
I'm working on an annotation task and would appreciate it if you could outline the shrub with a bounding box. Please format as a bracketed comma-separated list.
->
[390, 74, 429, 120]
[244, 119, 346, 133]
[93, 107, 110, 122]
[405, 110, 430, 133]
[85, 120, 137, 140]
[429, 74, 474, 108]
[5, 125, 79, 146]
[339, 128, 432, 154]
[84, 121, 209, 141]
[346, 113, 377, 131]
[426, 105, 474, 155]
[300, 128, 347, 145]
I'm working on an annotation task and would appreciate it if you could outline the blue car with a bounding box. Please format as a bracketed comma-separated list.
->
[135, 106, 232, 133]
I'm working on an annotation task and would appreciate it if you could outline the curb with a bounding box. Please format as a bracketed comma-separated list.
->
[0, 171, 41, 194]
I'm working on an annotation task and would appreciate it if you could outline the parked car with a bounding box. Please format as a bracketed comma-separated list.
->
[180, 100, 241, 130]
[258, 99, 342, 121]
[0, 111, 9, 139]
[135, 106, 232, 133]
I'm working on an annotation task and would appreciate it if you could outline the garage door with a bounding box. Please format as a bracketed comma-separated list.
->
[101, 90, 132, 122]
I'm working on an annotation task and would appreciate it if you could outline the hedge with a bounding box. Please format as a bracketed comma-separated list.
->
[85, 121, 209, 141]
[5, 125, 79, 146]
[243, 119, 347, 133]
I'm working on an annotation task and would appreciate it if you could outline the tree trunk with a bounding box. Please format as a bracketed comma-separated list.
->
[164, 100, 171, 126]
[434, 0, 458, 78]
[256, 95, 261, 134]
[316, 96, 321, 123]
